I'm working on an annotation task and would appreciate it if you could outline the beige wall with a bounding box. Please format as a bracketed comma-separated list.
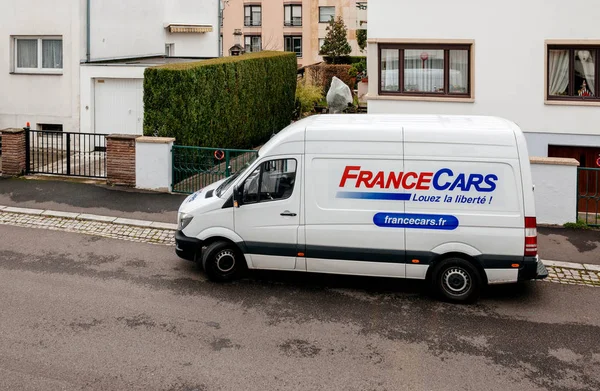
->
[222, 0, 365, 66]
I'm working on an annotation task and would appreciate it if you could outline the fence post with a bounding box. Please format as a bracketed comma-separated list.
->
[66, 132, 71, 176]
[225, 150, 230, 177]
[0, 128, 27, 177]
[106, 134, 140, 186]
[24, 128, 30, 174]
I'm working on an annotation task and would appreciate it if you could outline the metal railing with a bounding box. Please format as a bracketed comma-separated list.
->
[26, 129, 107, 178]
[284, 17, 302, 27]
[244, 17, 261, 27]
[577, 167, 600, 226]
[172, 146, 258, 194]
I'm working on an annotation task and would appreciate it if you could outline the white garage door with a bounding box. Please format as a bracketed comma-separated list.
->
[94, 78, 143, 135]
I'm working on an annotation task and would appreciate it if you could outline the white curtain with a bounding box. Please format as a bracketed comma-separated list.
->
[17, 39, 37, 68]
[381, 49, 398, 91]
[575, 50, 595, 95]
[449, 50, 468, 93]
[548, 50, 569, 96]
[42, 39, 62, 69]
[404, 49, 444, 92]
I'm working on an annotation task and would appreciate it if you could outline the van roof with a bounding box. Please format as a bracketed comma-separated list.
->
[305, 114, 517, 132]
[258, 114, 521, 157]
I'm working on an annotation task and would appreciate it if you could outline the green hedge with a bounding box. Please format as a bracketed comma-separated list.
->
[143, 51, 297, 148]
[322, 55, 366, 65]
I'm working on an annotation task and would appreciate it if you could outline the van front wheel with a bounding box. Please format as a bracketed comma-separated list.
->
[202, 241, 245, 282]
[432, 258, 481, 303]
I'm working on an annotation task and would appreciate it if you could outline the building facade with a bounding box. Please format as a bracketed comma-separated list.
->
[1, 0, 219, 134]
[367, 0, 600, 163]
[221, 0, 367, 67]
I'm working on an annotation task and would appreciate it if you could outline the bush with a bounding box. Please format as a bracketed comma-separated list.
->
[564, 220, 591, 230]
[307, 64, 353, 95]
[323, 55, 366, 65]
[143, 51, 297, 148]
[295, 79, 323, 118]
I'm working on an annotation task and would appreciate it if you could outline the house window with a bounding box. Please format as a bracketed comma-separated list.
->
[38, 124, 63, 132]
[319, 6, 335, 23]
[244, 5, 261, 27]
[244, 36, 262, 53]
[319, 38, 325, 50]
[284, 4, 302, 27]
[547, 45, 599, 101]
[284, 36, 302, 57]
[379, 44, 472, 97]
[14, 36, 63, 74]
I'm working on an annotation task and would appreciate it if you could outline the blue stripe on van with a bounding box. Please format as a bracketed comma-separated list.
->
[336, 191, 411, 201]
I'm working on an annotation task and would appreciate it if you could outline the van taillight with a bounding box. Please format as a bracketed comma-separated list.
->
[524, 217, 537, 257]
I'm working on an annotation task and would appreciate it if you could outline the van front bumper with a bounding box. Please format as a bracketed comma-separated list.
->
[518, 256, 549, 281]
[175, 230, 203, 262]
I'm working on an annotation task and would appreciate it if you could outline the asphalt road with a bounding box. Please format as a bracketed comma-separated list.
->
[1, 225, 599, 391]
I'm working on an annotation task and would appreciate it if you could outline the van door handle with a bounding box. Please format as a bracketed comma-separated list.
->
[280, 211, 297, 217]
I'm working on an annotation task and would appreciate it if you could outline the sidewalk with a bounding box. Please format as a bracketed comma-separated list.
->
[538, 227, 600, 266]
[0, 176, 186, 224]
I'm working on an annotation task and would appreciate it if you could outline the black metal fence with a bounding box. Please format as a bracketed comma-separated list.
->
[577, 167, 600, 226]
[26, 129, 108, 178]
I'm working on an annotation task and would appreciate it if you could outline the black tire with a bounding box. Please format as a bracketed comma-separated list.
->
[432, 257, 482, 303]
[202, 241, 245, 282]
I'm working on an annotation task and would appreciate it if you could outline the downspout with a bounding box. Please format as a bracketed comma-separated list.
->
[86, 0, 90, 62]
[218, 1, 222, 57]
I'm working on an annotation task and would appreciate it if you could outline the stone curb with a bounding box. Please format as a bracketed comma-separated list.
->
[0, 205, 178, 231]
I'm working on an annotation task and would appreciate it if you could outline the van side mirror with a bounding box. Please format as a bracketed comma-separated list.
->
[233, 185, 243, 207]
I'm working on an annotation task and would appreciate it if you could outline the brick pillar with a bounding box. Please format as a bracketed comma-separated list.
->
[106, 134, 139, 186]
[1, 128, 26, 176]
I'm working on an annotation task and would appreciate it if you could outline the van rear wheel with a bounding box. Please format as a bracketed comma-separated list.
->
[432, 258, 481, 303]
[202, 241, 245, 282]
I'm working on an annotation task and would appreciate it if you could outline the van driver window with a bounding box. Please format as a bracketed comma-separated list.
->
[242, 159, 297, 203]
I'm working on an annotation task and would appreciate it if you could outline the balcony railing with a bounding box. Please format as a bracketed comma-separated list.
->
[284, 17, 302, 27]
[244, 17, 261, 27]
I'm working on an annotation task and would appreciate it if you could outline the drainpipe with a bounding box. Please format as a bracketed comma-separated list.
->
[218, 1, 222, 57]
[86, 0, 91, 62]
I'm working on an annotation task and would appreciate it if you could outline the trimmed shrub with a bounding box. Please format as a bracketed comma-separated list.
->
[143, 51, 297, 148]
[323, 55, 366, 65]
[306, 64, 353, 95]
[295, 79, 323, 118]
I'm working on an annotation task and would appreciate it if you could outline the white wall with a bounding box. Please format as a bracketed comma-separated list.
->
[530, 158, 579, 225]
[90, 0, 219, 60]
[367, 0, 600, 142]
[136, 137, 174, 192]
[90, 0, 165, 60]
[80, 65, 146, 134]
[165, 0, 220, 57]
[0, 0, 82, 133]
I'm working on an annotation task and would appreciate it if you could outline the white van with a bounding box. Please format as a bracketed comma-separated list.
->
[175, 114, 548, 303]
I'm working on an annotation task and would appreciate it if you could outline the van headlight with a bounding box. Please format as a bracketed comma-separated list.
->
[178, 213, 194, 231]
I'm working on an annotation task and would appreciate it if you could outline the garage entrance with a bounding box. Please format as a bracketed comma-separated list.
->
[94, 78, 143, 135]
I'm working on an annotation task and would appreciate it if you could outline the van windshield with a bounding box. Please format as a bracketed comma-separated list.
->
[215, 156, 257, 198]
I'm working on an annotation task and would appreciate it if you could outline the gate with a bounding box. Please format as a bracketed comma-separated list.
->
[172, 146, 258, 194]
[26, 129, 108, 178]
[577, 167, 600, 226]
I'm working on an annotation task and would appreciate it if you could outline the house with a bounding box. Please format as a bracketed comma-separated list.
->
[221, 0, 367, 67]
[1, 0, 219, 135]
[366, 0, 600, 165]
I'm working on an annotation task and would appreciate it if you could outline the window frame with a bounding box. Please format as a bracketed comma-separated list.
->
[241, 158, 298, 204]
[284, 4, 302, 27]
[284, 35, 302, 58]
[244, 35, 262, 53]
[244, 4, 262, 27]
[377, 43, 472, 98]
[319, 6, 335, 23]
[13, 36, 63, 75]
[546, 44, 600, 103]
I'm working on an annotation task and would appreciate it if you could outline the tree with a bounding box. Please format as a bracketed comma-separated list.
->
[319, 16, 351, 64]
[356, 29, 367, 53]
